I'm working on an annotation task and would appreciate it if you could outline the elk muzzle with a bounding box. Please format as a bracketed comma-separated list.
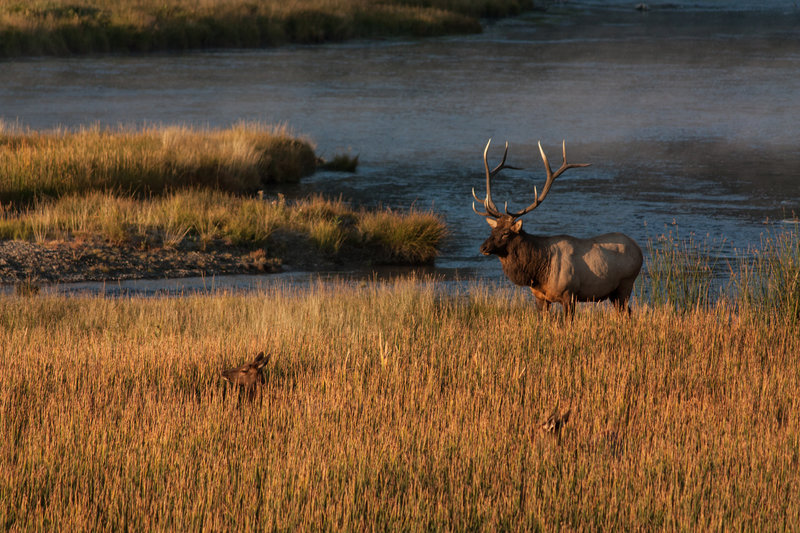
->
[480, 238, 493, 256]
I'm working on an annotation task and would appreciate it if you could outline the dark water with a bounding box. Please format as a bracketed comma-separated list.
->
[1, 2, 799, 292]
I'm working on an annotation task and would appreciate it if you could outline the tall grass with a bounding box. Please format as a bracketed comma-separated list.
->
[734, 224, 800, 325]
[1, 275, 798, 530]
[0, 0, 535, 57]
[639, 223, 727, 312]
[0, 123, 317, 204]
[0, 190, 448, 263]
[639, 222, 800, 324]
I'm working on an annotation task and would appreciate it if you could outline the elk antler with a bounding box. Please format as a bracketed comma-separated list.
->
[472, 139, 521, 218]
[504, 140, 590, 218]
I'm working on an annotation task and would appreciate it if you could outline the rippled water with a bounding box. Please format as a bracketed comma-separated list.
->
[1, 2, 799, 291]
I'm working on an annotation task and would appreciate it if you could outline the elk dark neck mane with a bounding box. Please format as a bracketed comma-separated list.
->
[498, 232, 551, 288]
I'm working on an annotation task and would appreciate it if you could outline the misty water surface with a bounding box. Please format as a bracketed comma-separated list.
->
[1, 2, 799, 290]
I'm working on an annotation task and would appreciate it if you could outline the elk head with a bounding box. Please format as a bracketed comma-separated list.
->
[472, 139, 589, 256]
[541, 402, 572, 444]
[221, 352, 270, 399]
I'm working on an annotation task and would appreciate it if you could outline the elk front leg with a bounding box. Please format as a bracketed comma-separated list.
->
[530, 287, 551, 312]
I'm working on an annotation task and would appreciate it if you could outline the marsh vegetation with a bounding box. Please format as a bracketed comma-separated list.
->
[0, 0, 535, 57]
[0, 124, 447, 281]
[0, 123, 317, 203]
[0, 192, 446, 264]
[1, 231, 799, 529]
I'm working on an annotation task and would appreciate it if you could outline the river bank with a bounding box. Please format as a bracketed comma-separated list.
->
[0, 0, 535, 58]
[0, 124, 448, 286]
[0, 194, 447, 286]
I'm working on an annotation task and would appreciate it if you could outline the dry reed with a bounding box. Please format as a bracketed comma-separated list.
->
[0, 122, 317, 203]
[0, 0, 534, 57]
[1, 265, 798, 529]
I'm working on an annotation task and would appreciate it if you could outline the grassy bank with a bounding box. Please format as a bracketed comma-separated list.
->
[1, 260, 799, 529]
[0, 123, 447, 278]
[0, 123, 317, 204]
[0, 191, 447, 265]
[0, 0, 535, 57]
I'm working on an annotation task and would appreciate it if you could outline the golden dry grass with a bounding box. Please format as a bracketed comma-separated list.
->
[0, 191, 447, 263]
[0, 123, 317, 203]
[0, 0, 533, 56]
[1, 276, 798, 530]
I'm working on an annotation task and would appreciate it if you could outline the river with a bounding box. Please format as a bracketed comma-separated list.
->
[1, 1, 799, 294]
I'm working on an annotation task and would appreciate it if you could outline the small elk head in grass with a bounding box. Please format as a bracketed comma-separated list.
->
[541, 403, 572, 444]
[221, 352, 270, 400]
[472, 139, 643, 317]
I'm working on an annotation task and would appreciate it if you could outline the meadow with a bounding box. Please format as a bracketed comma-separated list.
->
[1, 227, 798, 530]
[0, 0, 535, 57]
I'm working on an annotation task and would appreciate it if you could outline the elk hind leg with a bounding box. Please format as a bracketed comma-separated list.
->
[611, 278, 636, 316]
[560, 294, 576, 319]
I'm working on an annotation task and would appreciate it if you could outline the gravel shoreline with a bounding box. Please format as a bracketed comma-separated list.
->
[0, 240, 285, 285]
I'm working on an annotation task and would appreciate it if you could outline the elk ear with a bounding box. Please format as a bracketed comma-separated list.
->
[511, 219, 523, 233]
[486, 218, 498, 229]
[255, 352, 270, 370]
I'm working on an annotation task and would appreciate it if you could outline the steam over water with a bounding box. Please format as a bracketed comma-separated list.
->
[2, 1, 799, 286]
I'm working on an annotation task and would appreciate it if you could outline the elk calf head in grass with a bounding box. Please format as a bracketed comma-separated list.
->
[541, 403, 572, 444]
[473, 140, 643, 316]
[221, 352, 270, 399]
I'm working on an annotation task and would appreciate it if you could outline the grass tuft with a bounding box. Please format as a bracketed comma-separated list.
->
[319, 153, 359, 173]
[734, 222, 800, 325]
[639, 223, 726, 312]
[0, 122, 317, 204]
[358, 207, 449, 264]
[0, 190, 448, 264]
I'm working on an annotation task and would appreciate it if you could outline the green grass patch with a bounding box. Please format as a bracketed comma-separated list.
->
[319, 152, 359, 173]
[0, 0, 536, 57]
[639, 224, 727, 312]
[734, 225, 800, 325]
[0, 123, 317, 204]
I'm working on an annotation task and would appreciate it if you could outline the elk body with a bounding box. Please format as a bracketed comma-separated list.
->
[473, 140, 643, 316]
[221, 352, 270, 400]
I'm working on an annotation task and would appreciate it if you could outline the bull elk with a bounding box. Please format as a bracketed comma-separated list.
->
[472, 139, 643, 316]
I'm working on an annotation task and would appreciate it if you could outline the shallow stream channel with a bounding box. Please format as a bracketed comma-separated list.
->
[1, 1, 799, 297]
